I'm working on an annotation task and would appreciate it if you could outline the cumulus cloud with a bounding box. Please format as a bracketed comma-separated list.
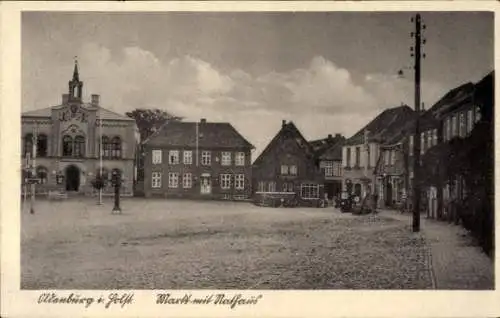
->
[363, 72, 448, 109]
[287, 56, 377, 112]
[24, 42, 451, 156]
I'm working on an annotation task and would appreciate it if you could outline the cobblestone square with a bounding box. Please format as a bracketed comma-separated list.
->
[22, 199, 434, 289]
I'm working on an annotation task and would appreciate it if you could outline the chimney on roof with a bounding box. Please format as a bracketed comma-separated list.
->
[200, 118, 207, 124]
[282, 120, 286, 127]
[335, 133, 341, 138]
[91, 94, 100, 106]
[328, 134, 333, 140]
[62, 94, 69, 104]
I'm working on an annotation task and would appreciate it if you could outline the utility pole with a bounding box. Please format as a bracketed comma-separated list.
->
[411, 13, 426, 232]
[98, 107, 103, 205]
[30, 123, 38, 214]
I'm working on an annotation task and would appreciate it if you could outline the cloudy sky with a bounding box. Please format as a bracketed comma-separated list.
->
[22, 12, 493, 156]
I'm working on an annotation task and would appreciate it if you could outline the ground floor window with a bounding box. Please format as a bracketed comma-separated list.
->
[268, 181, 276, 192]
[36, 166, 48, 184]
[183, 173, 192, 188]
[168, 172, 179, 188]
[235, 174, 245, 190]
[152, 172, 162, 188]
[220, 174, 231, 189]
[300, 183, 319, 199]
[257, 181, 265, 192]
[282, 182, 294, 192]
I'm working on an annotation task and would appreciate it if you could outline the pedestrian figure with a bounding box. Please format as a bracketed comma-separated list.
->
[400, 191, 408, 214]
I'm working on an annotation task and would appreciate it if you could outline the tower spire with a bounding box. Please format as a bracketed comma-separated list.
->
[68, 57, 83, 102]
[73, 56, 79, 81]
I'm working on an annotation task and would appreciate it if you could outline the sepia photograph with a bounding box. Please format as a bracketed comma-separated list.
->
[19, 10, 494, 293]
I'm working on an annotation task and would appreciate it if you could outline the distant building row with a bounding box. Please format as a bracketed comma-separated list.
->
[21, 61, 493, 212]
[340, 71, 494, 218]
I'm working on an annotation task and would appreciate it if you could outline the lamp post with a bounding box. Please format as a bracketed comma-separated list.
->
[98, 108, 103, 205]
[111, 170, 122, 214]
[30, 123, 38, 214]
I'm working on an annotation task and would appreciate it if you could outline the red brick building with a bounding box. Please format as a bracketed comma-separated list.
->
[143, 119, 254, 200]
[252, 120, 324, 206]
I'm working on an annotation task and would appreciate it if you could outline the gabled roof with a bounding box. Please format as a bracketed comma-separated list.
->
[474, 71, 494, 122]
[319, 141, 344, 161]
[21, 104, 134, 121]
[431, 82, 475, 119]
[309, 134, 346, 158]
[345, 105, 416, 146]
[144, 121, 254, 149]
[22, 107, 53, 118]
[253, 121, 315, 166]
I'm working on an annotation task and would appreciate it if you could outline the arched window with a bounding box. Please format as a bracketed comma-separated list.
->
[62, 135, 73, 157]
[37, 134, 48, 157]
[36, 166, 48, 184]
[111, 136, 122, 159]
[101, 136, 110, 158]
[74, 135, 85, 157]
[24, 134, 33, 158]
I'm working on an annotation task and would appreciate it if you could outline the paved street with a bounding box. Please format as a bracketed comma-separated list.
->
[21, 199, 492, 290]
[22, 199, 434, 290]
[378, 209, 494, 290]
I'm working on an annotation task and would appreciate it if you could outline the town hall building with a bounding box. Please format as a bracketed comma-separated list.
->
[21, 61, 137, 196]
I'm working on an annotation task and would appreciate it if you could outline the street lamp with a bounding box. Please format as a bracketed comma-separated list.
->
[111, 171, 122, 214]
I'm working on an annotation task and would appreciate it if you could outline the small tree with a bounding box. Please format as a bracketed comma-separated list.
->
[126, 108, 182, 182]
[91, 173, 105, 191]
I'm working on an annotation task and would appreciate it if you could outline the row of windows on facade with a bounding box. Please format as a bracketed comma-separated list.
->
[407, 107, 481, 156]
[345, 146, 367, 168]
[280, 164, 298, 176]
[152, 150, 246, 166]
[151, 172, 246, 189]
[407, 129, 438, 156]
[23, 134, 123, 159]
[23, 166, 124, 184]
[256, 181, 320, 199]
[443, 107, 480, 142]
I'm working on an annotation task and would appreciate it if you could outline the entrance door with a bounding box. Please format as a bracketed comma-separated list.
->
[324, 183, 335, 200]
[385, 183, 393, 206]
[65, 165, 80, 191]
[200, 176, 212, 195]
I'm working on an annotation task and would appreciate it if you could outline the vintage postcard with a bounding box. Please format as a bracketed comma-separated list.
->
[1, 1, 499, 317]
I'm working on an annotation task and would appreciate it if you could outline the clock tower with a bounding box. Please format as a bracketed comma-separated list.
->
[68, 57, 83, 102]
